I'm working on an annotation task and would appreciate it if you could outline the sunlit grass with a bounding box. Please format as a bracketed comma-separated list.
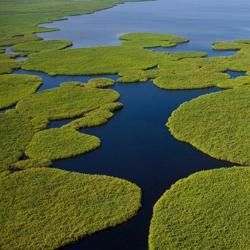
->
[0, 168, 141, 249]
[149, 167, 250, 250]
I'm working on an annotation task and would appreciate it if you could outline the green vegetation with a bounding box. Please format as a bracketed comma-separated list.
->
[0, 59, 19, 74]
[0, 81, 122, 169]
[149, 167, 250, 250]
[0, 74, 42, 109]
[154, 64, 230, 89]
[212, 41, 243, 51]
[11, 40, 72, 55]
[16, 84, 120, 125]
[21, 46, 162, 75]
[62, 102, 123, 130]
[12, 158, 52, 170]
[168, 51, 207, 59]
[0, 110, 34, 171]
[86, 78, 115, 88]
[0, 168, 141, 249]
[167, 85, 250, 165]
[118, 69, 158, 83]
[25, 128, 100, 162]
[0, 53, 16, 60]
[120, 32, 188, 48]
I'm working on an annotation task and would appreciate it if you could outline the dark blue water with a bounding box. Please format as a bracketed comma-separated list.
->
[226, 70, 246, 79]
[58, 83, 232, 250]
[14, 69, 118, 91]
[152, 43, 237, 57]
[13, 0, 250, 248]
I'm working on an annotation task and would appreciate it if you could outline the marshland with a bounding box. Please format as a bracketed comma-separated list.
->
[0, 0, 250, 249]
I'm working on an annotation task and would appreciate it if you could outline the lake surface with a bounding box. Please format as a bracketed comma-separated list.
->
[21, 0, 250, 249]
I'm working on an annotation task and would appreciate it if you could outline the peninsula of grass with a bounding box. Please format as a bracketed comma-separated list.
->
[120, 32, 188, 48]
[86, 78, 115, 88]
[149, 167, 250, 250]
[0, 59, 20, 74]
[0, 110, 34, 171]
[21, 46, 162, 75]
[0, 168, 141, 249]
[25, 128, 101, 162]
[0, 74, 42, 109]
[168, 51, 207, 59]
[167, 85, 250, 165]
[16, 84, 120, 125]
[63, 102, 123, 130]
[11, 40, 72, 55]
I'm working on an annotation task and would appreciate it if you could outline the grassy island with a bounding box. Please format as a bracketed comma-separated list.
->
[167, 85, 250, 165]
[0, 168, 141, 249]
[149, 167, 250, 250]
[16, 84, 120, 125]
[25, 128, 101, 162]
[11, 40, 72, 55]
[120, 32, 188, 48]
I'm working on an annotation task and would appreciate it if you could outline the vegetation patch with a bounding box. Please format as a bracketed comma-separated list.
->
[0, 59, 20, 74]
[86, 78, 115, 88]
[0, 110, 34, 171]
[118, 69, 158, 83]
[0, 74, 42, 109]
[21, 46, 162, 75]
[167, 85, 250, 164]
[62, 102, 123, 130]
[16, 84, 120, 126]
[11, 40, 72, 55]
[149, 167, 250, 250]
[0, 168, 141, 249]
[25, 128, 100, 162]
[168, 51, 207, 59]
[154, 57, 230, 89]
[120, 32, 188, 48]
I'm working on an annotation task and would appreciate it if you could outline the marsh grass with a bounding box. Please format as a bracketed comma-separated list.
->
[86, 78, 115, 88]
[62, 102, 123, 130]
[120, 32, 188, 48]
[0, 110, 34, 171]
[0, 59, 20, 74]
[21, 46, 162, 75]
[167, 85, 250, 165]
[0, 168, 141, 249]
[11, 40, 72, 55]
[149, 167, 250, 250]
[25, 128, 101, 161]
[0, 74, 42, 109]
[16, 84, 120, 122]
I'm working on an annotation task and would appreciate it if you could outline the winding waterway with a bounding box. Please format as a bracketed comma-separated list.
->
[13, 0, 250, 249]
